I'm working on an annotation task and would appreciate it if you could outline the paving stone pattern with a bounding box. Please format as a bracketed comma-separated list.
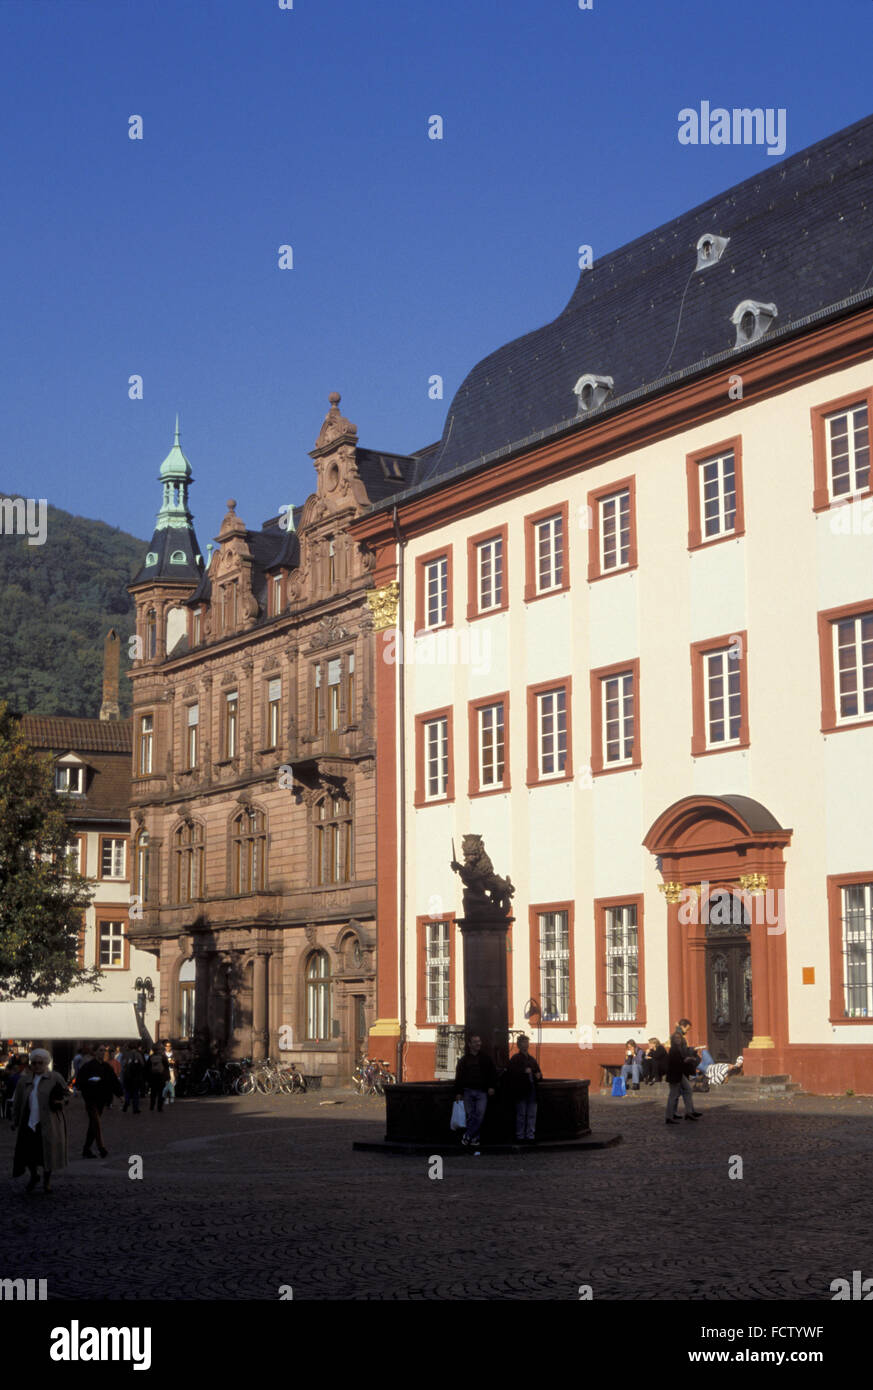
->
[3, 1087, 871, 1300]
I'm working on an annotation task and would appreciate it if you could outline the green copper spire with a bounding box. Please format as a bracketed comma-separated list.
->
[156, 417, 194, 529]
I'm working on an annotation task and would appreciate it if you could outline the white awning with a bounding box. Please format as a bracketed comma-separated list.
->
[0, 1000, 140, 1041]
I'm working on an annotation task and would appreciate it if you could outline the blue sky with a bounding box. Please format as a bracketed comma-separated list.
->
[1, 0, 871, 547]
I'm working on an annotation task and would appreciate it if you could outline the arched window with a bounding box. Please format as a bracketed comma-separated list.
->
[135, 830, 151, 904]
[173, 821, 204, 902]
[232, 807, 267, 893]
[306, 950, 331, 1040]
[314, 795, 352, 885]
[146, 608, 157, 659]
[170, 549, 186, 564]
[178, 958, 195, 1038]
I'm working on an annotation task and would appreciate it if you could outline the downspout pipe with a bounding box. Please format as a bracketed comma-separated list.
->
[392, 505, 407, 1082]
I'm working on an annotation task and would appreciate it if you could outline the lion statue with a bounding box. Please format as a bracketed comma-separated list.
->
[450, 834, 515, 919]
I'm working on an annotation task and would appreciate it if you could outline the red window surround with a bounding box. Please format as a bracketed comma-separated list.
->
[526, 677, 573, 786]
[685, 437, 745, 550]
[690, 631, 750, 757]
[466, 524, 509, 622]
[593, 895, 646, 1027]
[528, 902, 576, 1028]
[589, 658, 641, 776]
[413, 706, 455, 807]
[415, 546, 453, 634]
[523, 502, 570, 602]
[468, 692, 511, 798]
[586, 475, 639, 581]
[415, 913, 457, 1029]
[811, 387, 873, 513]
[817, 599, 873, 735]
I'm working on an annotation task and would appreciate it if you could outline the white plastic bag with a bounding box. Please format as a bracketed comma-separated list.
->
[450, 1098, 466, 1131]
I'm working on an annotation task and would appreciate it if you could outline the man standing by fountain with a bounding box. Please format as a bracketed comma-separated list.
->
[454, 1035, 497, 1152]
[507, 1034, 542, 1143]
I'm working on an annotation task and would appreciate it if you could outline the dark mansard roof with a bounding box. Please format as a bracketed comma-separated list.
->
[378, 112, 873, 501]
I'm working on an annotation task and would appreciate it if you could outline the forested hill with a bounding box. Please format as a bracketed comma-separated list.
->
[0, 502, 147, 718]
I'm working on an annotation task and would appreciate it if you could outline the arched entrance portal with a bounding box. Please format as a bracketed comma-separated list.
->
[643, 795, 792, 1073]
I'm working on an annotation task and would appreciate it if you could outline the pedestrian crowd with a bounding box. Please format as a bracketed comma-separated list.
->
[4, 1039, 179, 1194]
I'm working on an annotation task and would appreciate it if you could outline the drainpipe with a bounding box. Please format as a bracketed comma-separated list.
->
[392, 506, 407, 1081]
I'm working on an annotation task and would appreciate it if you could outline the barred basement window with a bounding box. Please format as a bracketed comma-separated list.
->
[841, 883, 873, 1017]
[605, 905, 639, 1021]
[538, 910, 570, 1021]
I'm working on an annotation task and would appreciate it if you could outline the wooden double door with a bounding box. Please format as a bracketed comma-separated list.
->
[705, 931, 753, 1063]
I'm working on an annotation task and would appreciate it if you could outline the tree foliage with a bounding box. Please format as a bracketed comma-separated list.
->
[0, 503, 146, 718]
[0, 703, 99, 1003]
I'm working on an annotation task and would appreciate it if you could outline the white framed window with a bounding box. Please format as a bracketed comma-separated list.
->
[599, 489, 631, 570]
[841, 883, 873, 1018]
[602, 671, 634, 765]
[537, 688, 567, 777]
[538, 910, 570, 1021]
[698, 451, 737, 540]
[605, 905, 639, 1021]
[704, 649, 742, 747]
[425, 919, 451, 1024]
[424, 556, 448, 629]
[101, 838, 126, 880]
[424, 717, 449, 799]
[834, 613, 873, 723]
[827, 403, 870, 502]
[99, 920, 125, 969]
[55, 765, 83, 794]
[477, 536, 503, 612]
[478, 702, 505, 788]
[66, 837, 85, 876]
[225, 691, 238, 758]
[186, 703, 199, 768]
[139, 715, 153, 776]
[535, 515, 563, 594]
[306, 951, 331, 1041]
[267, 678, 281, 748]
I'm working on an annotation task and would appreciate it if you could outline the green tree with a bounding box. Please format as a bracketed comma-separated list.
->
[0, 703, 99, 1003]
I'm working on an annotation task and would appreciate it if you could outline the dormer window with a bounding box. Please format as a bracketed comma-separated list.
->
[170, 549, 186, 564]
[145, 551, 158, 567]
[55, 765, 83, 794]
[731, 300, 777, 349]
[573, 374, 614, 415]
[695, 233, 730, 271]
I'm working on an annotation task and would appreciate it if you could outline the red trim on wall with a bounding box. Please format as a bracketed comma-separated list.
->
[526, 676, 573, 786]
[528, 902, 577, 1028]
[685, 436, 745, 550]
[810, 385, 873, 513]
[586, 475, 639, 581]
[589, 658, 641, 776]
[373, 546, 401, 1030]
[414, 706, 455, 806]
[415, 545, 453, 634]
[466, 524, 509, 622]
[593, 895, 646, 1026]
[690, 631, 750, 757]
[817, 599, 873, 734]
[468, 691, 511, 798]
[523, 501, 570, 602]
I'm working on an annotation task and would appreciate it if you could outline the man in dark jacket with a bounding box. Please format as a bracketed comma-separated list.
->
[77, 1046, 123, 1157]
[507, 1034, 542, 1142]
[122, 1045, 145, 1114]
[665, 1018, 702, 1124]
[146, 1047, 170, 1112]
[454, 1035, 497, 1151]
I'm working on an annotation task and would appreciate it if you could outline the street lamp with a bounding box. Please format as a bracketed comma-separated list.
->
[134, 976, 155, 1017]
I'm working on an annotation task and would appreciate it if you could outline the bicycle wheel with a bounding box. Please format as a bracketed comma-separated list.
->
[194, 1076, 211, 1096]
[235, 1073, 255, 1096]
[255, 1072, 276, 1095]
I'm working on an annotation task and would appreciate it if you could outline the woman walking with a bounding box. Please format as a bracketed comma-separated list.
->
[11, 1049, 69, 1193]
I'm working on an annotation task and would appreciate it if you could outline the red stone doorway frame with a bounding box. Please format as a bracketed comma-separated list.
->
[643, 795, 792, 1075]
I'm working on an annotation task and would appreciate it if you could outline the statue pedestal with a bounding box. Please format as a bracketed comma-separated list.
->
[456, 914, 511, 1069]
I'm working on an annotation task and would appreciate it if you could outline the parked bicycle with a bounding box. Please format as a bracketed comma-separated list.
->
[353, 1055, 396, 1096]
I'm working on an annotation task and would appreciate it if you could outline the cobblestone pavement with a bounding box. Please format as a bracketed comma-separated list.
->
[3, 1085, 872, 1301]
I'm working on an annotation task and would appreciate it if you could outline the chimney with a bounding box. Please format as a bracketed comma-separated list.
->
[100, 629, 121, 721]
